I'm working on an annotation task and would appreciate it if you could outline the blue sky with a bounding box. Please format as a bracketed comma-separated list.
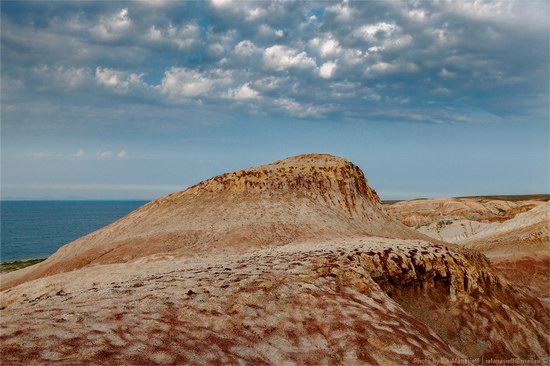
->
[1, 0, 548, 200]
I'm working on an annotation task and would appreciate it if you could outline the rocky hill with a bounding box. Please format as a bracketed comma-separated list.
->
[1, 154, 548, 364]
[2, 154, 424, 290]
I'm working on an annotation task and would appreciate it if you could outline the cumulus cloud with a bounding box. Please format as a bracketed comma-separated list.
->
[309, 36, 342, 58]
[91, 8, 132, 42]
[263, 45, 316, 71]
[145, 23, 199, 50]
[1, 0, 548, 123]
[233, 40, 261, 57]
[319, 62, 337, 79]
[225, 83, 260, 100]
[326, 1, 356, 22]
[357, 22, 399, 42]
[159, 67, 232, 98]
[368, 61, 419, 76]
[95, 67, 145, 93]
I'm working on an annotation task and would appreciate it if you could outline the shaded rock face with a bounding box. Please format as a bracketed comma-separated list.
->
[2, 154, 424, 290]
[1, 238, 548, 365]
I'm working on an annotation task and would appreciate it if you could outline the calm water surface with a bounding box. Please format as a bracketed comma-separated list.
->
[0, 201, 147, 261]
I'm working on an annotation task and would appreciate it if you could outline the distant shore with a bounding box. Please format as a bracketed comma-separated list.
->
[0, 258, 46, 273]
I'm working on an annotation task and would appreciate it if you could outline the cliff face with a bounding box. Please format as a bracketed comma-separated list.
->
[2, 154, 424, 290]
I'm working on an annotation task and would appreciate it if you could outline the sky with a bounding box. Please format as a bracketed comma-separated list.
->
[1, 0, 549, 200]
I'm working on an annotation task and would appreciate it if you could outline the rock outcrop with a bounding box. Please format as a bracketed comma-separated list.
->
[1, 238, 548, 365]
[2, 154, 424, 290]
[388, 197, 550, 299]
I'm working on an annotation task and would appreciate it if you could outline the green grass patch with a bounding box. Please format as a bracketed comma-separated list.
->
[0, 258, 46, 273]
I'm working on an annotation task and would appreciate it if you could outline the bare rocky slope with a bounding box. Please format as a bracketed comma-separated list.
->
[2, 154, 423, 290]
[1, 154, 548, 365]
[385, 197, 545, 243]
[386, 197, 550, 300]
[386, 197, 544, 226]
[463, 202, 550, 257]
[464, 203, 550, 298]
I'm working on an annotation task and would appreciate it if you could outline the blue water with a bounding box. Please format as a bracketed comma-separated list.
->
[0, 201, 148, 262]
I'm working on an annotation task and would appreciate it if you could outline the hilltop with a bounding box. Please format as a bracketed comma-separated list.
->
[2, 154, 423, 290]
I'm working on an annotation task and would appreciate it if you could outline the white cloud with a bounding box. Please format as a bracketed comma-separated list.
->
[408, 9, 427, 22]
[159, 67, 232, 98]
[368, 61, 419, 75]
[440, 68, 457, 78]
[263, 45, 316, 71]
[145, 23, 198, 50]
[274, 98, 328, 118]
[95, 67, 144, 93]
[32, 152, 50, 158]
[357, 22, 399, 42]
[246, 7, 268, 21]
[91, 8, 132, 41]
[34, 66, 90, 89]
[327, 1, 356, 22]
[310, 36, 342, 58]
[211, 0, 232, 8]
[319, 62, 337, 79]
[74, 149, 85, 157]
[381, 34, 413, 50]
[138, 0, 176, 8]
[257, 24, 285, 39]
[234, 40, 260, 57]
[117, 150, 128, 158]
[98, 151, 113, 157]
[225, 83, 260, 100]
[431, 87, 452, 95]
[252, 76, 288, 92]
